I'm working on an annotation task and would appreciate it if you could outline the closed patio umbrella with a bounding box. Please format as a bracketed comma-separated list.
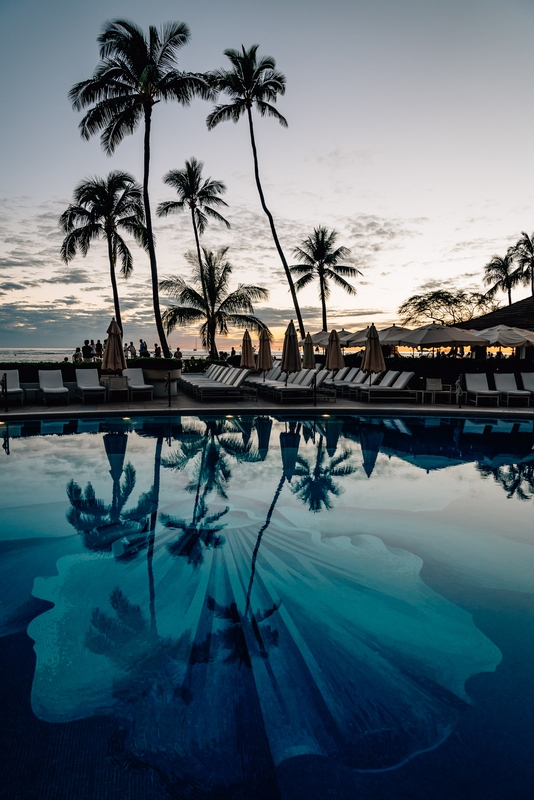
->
[325, 329, 345, 372]
[361, 323, 386, 384]
[280, 321, 302, 381]
[257, 328, 273, 380]
[302, 333, 316, 369]
[240, 330, 256, 369]
[102, 318, 126, 373]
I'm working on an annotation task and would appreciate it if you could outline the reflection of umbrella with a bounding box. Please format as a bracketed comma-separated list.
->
[255, 416, 273, 461]
[102, 318, 126, 373]
[280, 428, 301, 481]
[325, 329, 345, 371]
[257, 328, 273, 376]
[400, 323, 489, 348]
[325, 418, 343, 457]
[104, 433, 128, 519]
[359, 426, 384, 477]
[240, 330, 256, 369]
[234, 417, 254, 447]
[361, 323, 386, 379]
[280, 321, 301, 378]
[302, 333, 316, 369]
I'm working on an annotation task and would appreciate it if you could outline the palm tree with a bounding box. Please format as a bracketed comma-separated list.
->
[483, 247, 521, 305]
[160, 246, 269, 358]
[69, 19, 214, 357]
[157, 158, 230, 301]
[290, 227, 362, 331]
[60, 171, 147, 333]
[513, 232, 534, 296]
[206, 45, 305, 339]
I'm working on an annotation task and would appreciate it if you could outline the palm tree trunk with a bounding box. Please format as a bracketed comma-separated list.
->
[147, 435, 163, 635]
[191, 210, 208, 307]
[143, 105, 170, 358]
[246, 106, 305, 339]
[508, 286, 512, 305]
[245, 472, 285, 614]
[319, 272, 327, 331]
[106, 233, 123, 334]
[208, 318, 218, 359]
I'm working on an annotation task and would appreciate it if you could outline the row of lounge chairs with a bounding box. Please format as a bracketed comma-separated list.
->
[464, 373, 532, 407]
[179, 365, 256, 401]
[1, 368, 154, 405]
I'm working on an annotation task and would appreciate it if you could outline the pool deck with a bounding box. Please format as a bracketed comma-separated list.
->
[2, 394, 533, 419]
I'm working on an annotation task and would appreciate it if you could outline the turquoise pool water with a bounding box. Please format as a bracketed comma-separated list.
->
[0, 414, 533, 799]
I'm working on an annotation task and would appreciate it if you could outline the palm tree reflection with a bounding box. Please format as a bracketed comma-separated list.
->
[477, 461, 534, 500]
[291, 434, 355, 512]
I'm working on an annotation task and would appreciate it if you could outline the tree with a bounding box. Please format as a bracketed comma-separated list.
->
[206, 44, 306, 339]
[60, 171, 147, 333]
[69, 19, 214, 357]
[398, 289, 500, 326]
[483, 247, 521, 305]
[160, 246, 269, 358]
[156, 158, 230, 302]
[513, 232, 534, 296]
[290, 226, 361, 331]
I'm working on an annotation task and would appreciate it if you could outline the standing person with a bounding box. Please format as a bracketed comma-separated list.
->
[90, 340, 96, 360]
[72, 347, 82, 363]
[129, 341, 137, 358]
[124, 341, 130, 359]
[173, 345, 182, 359]
[154, 343, 162, 358]
[82, 340, 92, 362]
[95, 339, 103, 360]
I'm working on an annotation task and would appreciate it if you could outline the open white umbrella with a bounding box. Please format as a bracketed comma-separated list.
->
[378, 325, 413, 345]
[361, 323, 386, 384]
[308, 330, 331, 347]
[344, 327, 369, 346]
[472, 325, 534, 348]
[240, 330, 256, 369]
[102, 318, 126, 373]
[325, 329, 345, 372]
[400, 323, 489, 348]
[302, 333, 316, 369]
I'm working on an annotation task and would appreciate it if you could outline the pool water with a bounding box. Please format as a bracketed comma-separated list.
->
[0, 414, 533, 799]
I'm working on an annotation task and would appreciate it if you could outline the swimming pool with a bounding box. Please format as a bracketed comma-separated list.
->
[1, 414, 533, 799]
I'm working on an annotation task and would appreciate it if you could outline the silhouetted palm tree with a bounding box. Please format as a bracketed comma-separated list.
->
[291, 435, 355, 512]
[513, 232, 534, 296]
[290, 227, 362, 331]
[207, 44, 305, 338]
[483, 247, 521, 306]
[157, 158, 230, 300]
[69, 19, 214, 356]
[477, 461, 534, 501]
[160, 247, 268, 358]
[60, 172, 147, 334]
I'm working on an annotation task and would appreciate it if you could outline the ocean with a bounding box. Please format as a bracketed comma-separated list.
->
[0, 348, 286, 363]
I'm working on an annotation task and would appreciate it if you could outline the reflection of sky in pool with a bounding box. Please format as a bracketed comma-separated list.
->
[1, 414, 533, 799]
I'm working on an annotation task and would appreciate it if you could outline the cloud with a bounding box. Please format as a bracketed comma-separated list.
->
[0, 281, 26, 291]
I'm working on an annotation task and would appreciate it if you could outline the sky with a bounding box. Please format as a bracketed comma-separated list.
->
[1, 0, 534, 349]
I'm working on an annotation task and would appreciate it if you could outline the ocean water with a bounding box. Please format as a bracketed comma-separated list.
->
[1, 413, 533, 799]
[0, 348, 284, 363]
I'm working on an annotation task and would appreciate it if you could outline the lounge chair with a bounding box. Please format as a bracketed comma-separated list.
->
[272, 369, 335, 403]
[106, 376, 129, 402]
[349, 370, 399, 401]
[180, 364, 225, 391]
[197, 368, 254, 401]
[341, 370, 381, 397]
[520, 373, 534, 399]
[465, 374, 500, 407]
[38, 370, 69, 405]
[123, 368, 154, 401]
[75, 369, 106, 404]
[493, 374, 530, 406]
[1, 370, 24, 406]
[358, 371, 415, 403]
[325, 367, 360, 393]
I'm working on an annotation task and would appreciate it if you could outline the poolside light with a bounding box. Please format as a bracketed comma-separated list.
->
[322, 414, 330, 418]
[122, 417, 130, 420]
[226, 415, 234, 418]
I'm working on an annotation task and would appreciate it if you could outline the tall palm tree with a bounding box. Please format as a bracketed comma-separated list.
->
[160, 246, 269, 358]
[69, 19, 214, 357]
[513, 232, 534, 296]
[206, 45, 306, 339]
[60, 171, 147, 334]
[157, 158, 230, 301]
[483, 247, 521, 305]
[290, 227, 361, 331]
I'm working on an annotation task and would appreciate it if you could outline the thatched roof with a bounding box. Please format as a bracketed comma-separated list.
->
[457, 295, 534, 331]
